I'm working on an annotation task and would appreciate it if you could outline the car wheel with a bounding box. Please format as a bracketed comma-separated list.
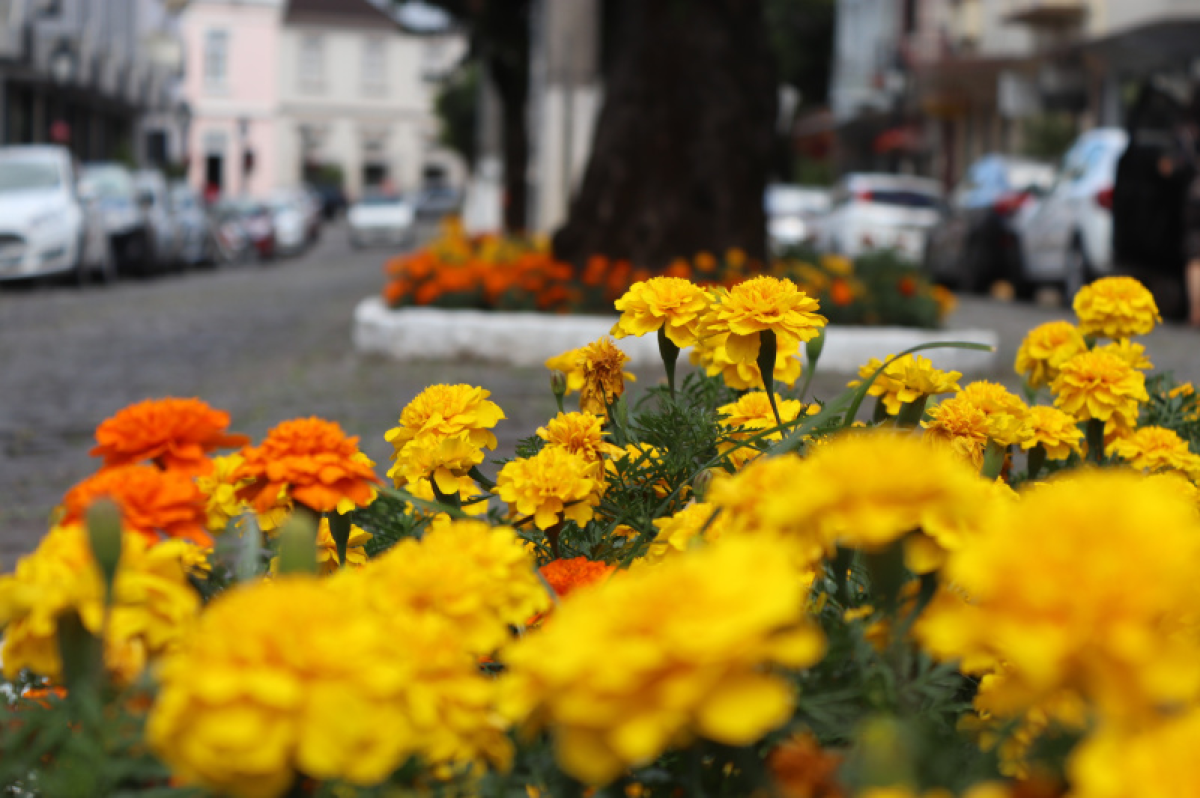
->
[1062, 239, 1093, 304]
[959, 236, 992, 294]
[94, 238, 117, 286]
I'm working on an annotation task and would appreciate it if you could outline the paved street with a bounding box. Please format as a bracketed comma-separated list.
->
[2, 237, 1199, 563]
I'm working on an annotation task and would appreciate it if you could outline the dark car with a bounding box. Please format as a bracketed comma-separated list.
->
[414, 184, 463, 220]
[925, 154, 1055, 295]
[311, 184, 347, 220]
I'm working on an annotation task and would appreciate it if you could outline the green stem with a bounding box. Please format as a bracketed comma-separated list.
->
[894, 395, 928, 428]
[327, 510, 352, 569]
[468, 465, 496, 492]
[429, 479, 463, 510]
[1086, 419, 1106, 464]
[981, 440, 1007, 479]
[657, 326, 680, 400]
[756, 329, 783, 427]
[1027, 443, 1047, 479]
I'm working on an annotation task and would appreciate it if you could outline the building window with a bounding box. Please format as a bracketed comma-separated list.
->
[300, 35, 324, 93]
[362, 38, 386, 95]
[204, 29, 228, 91]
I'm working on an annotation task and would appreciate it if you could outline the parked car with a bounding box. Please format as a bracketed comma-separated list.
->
[413, 184, 463, 220]
[348, 191, 416, 248]
[80, 162, 156, 276]
[133, 169, 181, 271]
[215, 198, 276, 261]
[0, 145, 112, 284]
[925, 154, 1056, 295]
[1016, 128, 1128, 299]
[170, 182, 214, 268]
[299, 185, 324, 243]
[815, 173, 944, 261]
[266, 189, 309, 256]
[765, 184, 831, 252]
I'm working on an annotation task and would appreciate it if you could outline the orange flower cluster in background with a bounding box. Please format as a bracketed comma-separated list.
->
[382, 220, 952, 327]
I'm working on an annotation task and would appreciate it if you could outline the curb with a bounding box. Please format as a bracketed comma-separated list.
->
[352, 296, 1000, 374]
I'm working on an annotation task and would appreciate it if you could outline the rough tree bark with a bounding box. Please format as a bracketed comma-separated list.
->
[489, 54, 530, 233]
[553, 0, 777, 270]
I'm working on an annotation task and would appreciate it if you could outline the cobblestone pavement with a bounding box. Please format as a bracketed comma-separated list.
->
[2, 235, 1198, 562]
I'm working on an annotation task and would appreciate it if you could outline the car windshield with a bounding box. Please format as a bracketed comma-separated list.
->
[359, 193, 403, 207]
[0, 158, 61, 193]
[862, 188, 940, 209]
[82, 167, 134, 199]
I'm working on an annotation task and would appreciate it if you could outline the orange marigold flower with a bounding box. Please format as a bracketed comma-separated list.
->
[897, 275, 919, 298]
[61, 464, 211, 546]
[235, 418, 380, 514]
[90, 398, 249, 476]
[578, 337, 635, 416]
[768, 733, 846, 798]
[829, 278, 855, 306]
[539, 557, 615, 600]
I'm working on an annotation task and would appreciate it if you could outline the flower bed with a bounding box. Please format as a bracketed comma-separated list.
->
[382, 219, 957, 328]
[4, 274, 1200, 798]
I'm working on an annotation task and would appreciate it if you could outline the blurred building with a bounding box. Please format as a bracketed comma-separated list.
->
[179, 0, 465, 201]
[0, 0, 189, 164]
[830, 0, 1200, 185]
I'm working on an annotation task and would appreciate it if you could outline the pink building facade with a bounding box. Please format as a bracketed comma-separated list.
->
[180, 0, 283, 198]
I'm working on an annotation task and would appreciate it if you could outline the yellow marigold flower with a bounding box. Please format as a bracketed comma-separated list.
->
[612, 277, 712, 348]
[917, 470, 1200, 723]
[496, 446, 601, 530]
[704, 276, 826, 366]
[545, 347, 586, 394]
[706, 454, 828, 566]
[352, 520, 549, 655]
[500, 535, 826, 786]
[148, 576, 513, 798]
[1170, 382, 1196, 399]
[957, 381, 1030, 446]
[269, 517, 371, 575]
[386, 431, 485, 495]
[718, 391, 816, 468]
[932, 284, 958, 319]
[235, 418, 380, 515]
[536, 412, 623, 463]
[1014, 320, 1088, 389]
[385, 383, 506, 455]
[1017, 405, 1084, 461]
[198, 453, 293, 535]
[850, 354, 962, 416]
[690, 332, 804, 391]
[1146, 470, 1200, 512]
[1068, 708, 1200, 798]
[759, 431, 994, 573]
[90, 397, 249, 476]
[641, 501, 730, 566]
[1073, 275, 1161, 339]
[820, 253, 853, 276]
[1108, 425, 1200, 473]
[922, 396, 994, 468]
[1052, 350, 1148, 434]
[577, 337, 635, 416]
[0, 525, 199, 684]
[1095, 338, 1153, 371]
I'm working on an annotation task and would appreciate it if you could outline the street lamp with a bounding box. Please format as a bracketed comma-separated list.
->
[49, 39, 76, 84]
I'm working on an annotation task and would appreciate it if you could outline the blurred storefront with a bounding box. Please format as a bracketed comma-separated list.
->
[0, 0, 188, 165]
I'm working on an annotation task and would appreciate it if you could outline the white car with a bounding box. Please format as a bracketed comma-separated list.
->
[0, 145, 112, 284]
[267, 189, 310, 256]
[1016, 127, 1127, 298]
[348, 191, 416, 249]
[816, 173, 944, 261]
[765, 184, 831, 252]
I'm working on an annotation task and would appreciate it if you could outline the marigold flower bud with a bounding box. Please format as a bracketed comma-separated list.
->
[85, 499, 123, 603]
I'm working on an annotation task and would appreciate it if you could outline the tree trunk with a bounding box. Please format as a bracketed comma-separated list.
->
[553, 0, 777, 270]
[487, 45, 530, 233]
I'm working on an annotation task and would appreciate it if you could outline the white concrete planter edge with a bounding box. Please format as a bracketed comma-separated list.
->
[352, 296, 1000, 375]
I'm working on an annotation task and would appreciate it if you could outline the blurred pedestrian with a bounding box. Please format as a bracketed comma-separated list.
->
[1168, 89, 1200, 326]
